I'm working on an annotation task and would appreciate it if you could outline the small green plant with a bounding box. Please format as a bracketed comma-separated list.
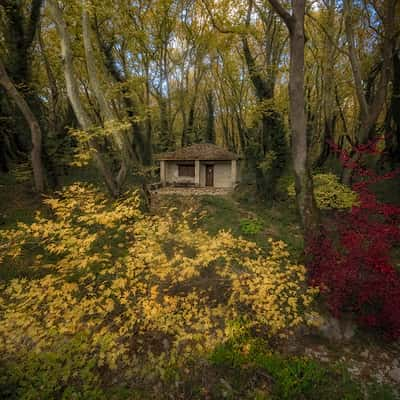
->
[239, 218, 264, 235]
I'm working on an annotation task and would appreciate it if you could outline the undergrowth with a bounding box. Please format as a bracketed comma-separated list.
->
[0, 183, 318, 398]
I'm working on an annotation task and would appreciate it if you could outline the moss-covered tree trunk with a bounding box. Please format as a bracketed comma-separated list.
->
[241, 2, 287, 204]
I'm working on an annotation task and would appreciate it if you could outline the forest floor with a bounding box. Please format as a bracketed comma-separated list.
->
[0, 171, 400, 399]
[151, 191, 400, 387]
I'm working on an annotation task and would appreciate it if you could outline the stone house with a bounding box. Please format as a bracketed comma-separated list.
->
[155, 143, 240, 188]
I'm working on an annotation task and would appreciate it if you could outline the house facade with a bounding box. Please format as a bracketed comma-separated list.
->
[155, 144, 240, 188]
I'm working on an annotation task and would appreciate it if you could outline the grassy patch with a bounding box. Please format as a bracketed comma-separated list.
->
[210, 335, 398, 400]
[199, 195, 242, 236]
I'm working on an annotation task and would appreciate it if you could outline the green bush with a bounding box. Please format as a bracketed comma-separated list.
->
[287, 173, 358, 210]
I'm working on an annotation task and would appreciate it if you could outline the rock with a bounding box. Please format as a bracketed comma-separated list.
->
[360, 350, 369, 358]
[162, 338, 170, 351]
[318, 316, 343, 342]
[305, 348, 314, 357]
[381, 352, 389, 360]
[389, 367, 400, 383]
[342, 319, 356, 341]
[317, 316, 356, 342]
[348, 366, 362, 377]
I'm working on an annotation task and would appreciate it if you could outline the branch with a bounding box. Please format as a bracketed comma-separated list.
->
[306, 12, 349, 58]
[200, 0, 238, 34]
[267, 0, 294, 31]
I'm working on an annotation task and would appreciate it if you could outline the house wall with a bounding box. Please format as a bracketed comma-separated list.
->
[165, 161, 195, 184]
[200, 161, 233, 188]
[212, 161, 232, 188]
[200, 164, 206, 186]
[164, 160, 236, 188]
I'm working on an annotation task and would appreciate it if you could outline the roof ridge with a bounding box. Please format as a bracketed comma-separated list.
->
[155, 143, 240, 161]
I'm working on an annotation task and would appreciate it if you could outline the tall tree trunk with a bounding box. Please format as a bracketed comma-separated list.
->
[383, 46, 400, 165]
[241, 1, 287, 204]
[268, 0, 319, 239]
[82, 1, 132, 188]
[94, 22, 151, 165]
[0, 0, 43, 154]
[205, 91, 215, 143]
[315, 0, 337, 167]
[48, 0, 119, 197]
[0, 58, 45, 192]
[341, 0, 395, 184]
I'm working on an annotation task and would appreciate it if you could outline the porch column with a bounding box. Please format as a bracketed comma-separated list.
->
[160, 160, 166, 186]
[231, 159, 237, 187]
[195, 160, 200, 187]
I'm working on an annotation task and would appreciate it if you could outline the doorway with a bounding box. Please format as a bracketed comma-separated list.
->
[205, 165, 214, 187]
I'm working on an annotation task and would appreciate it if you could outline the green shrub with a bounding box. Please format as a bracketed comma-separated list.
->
[287, 173, 358, 210]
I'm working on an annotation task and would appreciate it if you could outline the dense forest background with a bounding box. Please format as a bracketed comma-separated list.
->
[1, 0, 398, 203]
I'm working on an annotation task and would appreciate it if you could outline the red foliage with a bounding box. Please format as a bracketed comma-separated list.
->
[308, 140, 400, 339]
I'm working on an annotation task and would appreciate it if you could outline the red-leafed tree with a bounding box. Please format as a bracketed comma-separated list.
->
[308, 140, 400, 339]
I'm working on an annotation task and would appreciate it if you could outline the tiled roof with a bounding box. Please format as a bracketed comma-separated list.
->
[155, 143, 239, 161]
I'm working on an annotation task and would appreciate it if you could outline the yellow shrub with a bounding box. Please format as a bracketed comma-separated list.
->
[287, 173, 358, 209]
[0, 183, 317, 372]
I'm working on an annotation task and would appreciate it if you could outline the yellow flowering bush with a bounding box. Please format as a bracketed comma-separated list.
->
[287, 173, 358, 209]
[0, 183, 317, 375]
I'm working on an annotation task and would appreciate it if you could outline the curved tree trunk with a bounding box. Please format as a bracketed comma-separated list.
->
[0, 0, 44, 157]
[0, 58, 45, 192]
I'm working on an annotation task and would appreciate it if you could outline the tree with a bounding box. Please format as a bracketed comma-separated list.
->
[242, 0, 287, 203]
[0, 0, 44, 169]
[47, 0, 127, 197]
[267, 0, 319, 238]
[0, 58, 45, 192]
[341, 0, 396, 184]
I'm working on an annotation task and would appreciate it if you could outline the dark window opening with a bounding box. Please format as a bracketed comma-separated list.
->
[178, 164, 195, 177]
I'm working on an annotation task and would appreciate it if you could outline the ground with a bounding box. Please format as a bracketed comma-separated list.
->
[0, 170, 400, 399]
[151, 189, 400, 390]
[151, 187, 234, 197]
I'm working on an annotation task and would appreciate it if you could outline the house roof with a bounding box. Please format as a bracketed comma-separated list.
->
[155, 143, 240, 161]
